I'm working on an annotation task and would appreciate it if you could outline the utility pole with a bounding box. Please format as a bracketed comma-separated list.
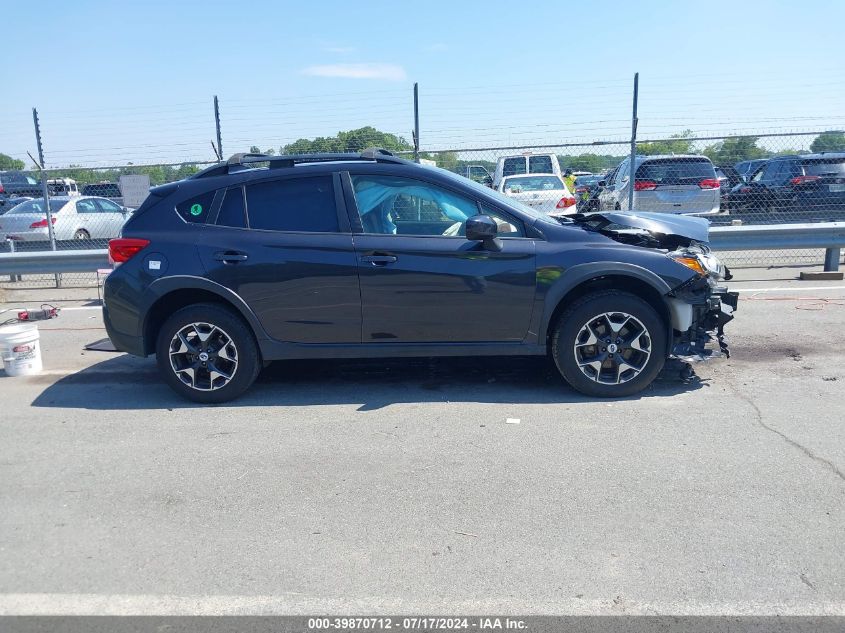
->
[627, 73, 639, 211]
[32, 107, 60, 287]
[413, 83, 420, 163]
[214, 95, 223, 160]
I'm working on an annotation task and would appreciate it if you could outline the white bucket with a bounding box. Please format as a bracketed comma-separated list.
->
[0, 323, 42, 376]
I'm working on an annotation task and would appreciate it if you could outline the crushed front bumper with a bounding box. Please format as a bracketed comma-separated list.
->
[669, 276, 739, 362]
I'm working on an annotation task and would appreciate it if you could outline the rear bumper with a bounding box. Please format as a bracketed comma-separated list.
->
[102, 273, 147, 357]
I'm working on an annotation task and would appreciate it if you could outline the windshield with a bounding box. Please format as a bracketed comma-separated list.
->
[439, 168, 549, 223]
[502, 175, 563, 192]
[7, 199, 66, 214]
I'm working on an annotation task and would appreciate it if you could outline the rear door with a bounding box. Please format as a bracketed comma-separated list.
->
[93, 198, 127, 237]
[634, 158, 719, 214]
[194, 174, 361, 344]
[345, 172, 536, 344]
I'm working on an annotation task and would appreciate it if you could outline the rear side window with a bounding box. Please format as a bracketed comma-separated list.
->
[176, 191, 216, 223]
[245, 176, 338, 232]
[502, 157, 526, 177]
[217, 187, 246, 228]
[802, 159, 845, 176]
[636, 159, 716, 184]
[528, 155, 553, 174]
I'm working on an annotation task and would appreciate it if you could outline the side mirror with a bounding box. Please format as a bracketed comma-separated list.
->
[466, 214, 500, 249]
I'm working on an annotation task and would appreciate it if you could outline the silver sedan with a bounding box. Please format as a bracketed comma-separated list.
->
[0, 196, 130, 242]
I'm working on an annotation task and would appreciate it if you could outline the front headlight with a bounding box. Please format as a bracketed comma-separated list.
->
[670, 251, 726, 279]
[670, 254, 707, 276]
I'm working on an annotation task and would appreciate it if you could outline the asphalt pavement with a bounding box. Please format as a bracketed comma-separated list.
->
[1, 269, 844, 616]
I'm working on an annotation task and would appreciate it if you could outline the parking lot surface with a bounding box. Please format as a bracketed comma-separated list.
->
[1, 270, 844, 615]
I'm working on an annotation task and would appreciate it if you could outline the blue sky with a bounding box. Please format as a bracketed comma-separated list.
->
[1, 0, 843, 166]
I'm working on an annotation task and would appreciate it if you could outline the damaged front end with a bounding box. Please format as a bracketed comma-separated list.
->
[568, 210, 739, 364]
[666, 244, 738, 363]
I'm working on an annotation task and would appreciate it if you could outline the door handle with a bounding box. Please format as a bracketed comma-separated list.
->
[214, 250, 248, 264]
[361, 254, 398, 266]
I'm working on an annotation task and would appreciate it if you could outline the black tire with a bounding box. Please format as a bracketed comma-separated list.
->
[73, 229, 90, 240]
[155, 303, 261, 403]
[551, 290, 666, 398]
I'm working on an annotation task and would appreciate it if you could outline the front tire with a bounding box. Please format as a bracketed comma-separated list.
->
[552, 290, 666, 398]
[156, 303, 261, 403]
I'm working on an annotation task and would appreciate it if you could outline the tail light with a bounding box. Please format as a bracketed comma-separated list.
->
[575, 186, 588, 194]
[790, 175, 820, 186]
[29, 217, 57, 228]
[0, 184, 5, 194]
[108, 238, 150, 264]
[633, 180, 657, 191]
[698, 178, 721, 189]
[556, 197, 576, 209]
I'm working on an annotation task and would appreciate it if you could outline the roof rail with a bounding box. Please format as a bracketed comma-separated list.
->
[191, 147, 407, 179]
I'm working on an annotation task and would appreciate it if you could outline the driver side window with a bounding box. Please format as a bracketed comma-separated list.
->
[350, 175, 523, 237]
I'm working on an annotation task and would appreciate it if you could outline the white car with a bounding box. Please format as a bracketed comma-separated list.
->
[0, 196, 130, 242]
[498, 173, 577, 216]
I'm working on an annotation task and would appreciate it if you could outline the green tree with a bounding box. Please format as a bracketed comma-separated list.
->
[559, 153, 627, 173]
[810, 131, 845, 153]
[282, 126, 412, 154]
[636, 130, 695, 156]
[0, 153, 25, 170]
[702, 137, 768, 165]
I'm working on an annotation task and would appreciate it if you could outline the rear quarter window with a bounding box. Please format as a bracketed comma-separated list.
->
[176, 191, 216, 223]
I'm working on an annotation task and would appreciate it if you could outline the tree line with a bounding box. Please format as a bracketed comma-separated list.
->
[2, 129, 843, 185]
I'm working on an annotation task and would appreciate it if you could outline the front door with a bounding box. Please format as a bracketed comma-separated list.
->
[346, 173, 536, 343]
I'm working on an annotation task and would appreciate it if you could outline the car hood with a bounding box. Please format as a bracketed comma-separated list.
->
[569, 211, 710, 247]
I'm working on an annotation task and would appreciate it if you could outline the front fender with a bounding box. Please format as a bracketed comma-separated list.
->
[535, 261, 675, 344]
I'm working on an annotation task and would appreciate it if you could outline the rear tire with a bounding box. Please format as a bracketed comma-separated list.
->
[73, 229, 90, 240]
[551, 290, 666, 398]
[155, 303, 261, 403]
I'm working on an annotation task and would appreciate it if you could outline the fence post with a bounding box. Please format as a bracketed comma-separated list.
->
[413, 82, 420, 163]
[824, 248, 841, 272]
[627, 72, 639, 211]
[32, 107, 60, 288]
[213, 95, 223, 160]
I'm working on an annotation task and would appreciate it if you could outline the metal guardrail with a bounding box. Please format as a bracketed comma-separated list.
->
[0, 248, 109, 275]
[709, 222, 845, 271]
[0, 222, 843, 279]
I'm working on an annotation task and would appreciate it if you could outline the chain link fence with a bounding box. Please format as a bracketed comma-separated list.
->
[2, 79, 844, 289]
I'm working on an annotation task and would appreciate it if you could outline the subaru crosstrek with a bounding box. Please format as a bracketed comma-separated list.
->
[103, 149, 737, 403]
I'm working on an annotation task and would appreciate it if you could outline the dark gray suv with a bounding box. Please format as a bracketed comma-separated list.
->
[103, 149, 737, 403]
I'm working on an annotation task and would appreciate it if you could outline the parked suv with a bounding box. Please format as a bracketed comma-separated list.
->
[598, 155, 721, 216]
[0, 171, 43, 212]
[104, 149, 737, 403]
[726, 153, 845, 216]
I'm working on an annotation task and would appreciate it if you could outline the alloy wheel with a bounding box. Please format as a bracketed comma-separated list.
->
[168, 322, 238, 391]
[573, 311, 652, 385]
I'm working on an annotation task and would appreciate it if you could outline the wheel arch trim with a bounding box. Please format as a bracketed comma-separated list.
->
[141, 275, 270, 353]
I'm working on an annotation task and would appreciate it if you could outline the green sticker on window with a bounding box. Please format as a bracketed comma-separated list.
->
[190, 203, 203, 216]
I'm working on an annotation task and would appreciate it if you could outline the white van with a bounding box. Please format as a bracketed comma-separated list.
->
[492, 153, 561, 189]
